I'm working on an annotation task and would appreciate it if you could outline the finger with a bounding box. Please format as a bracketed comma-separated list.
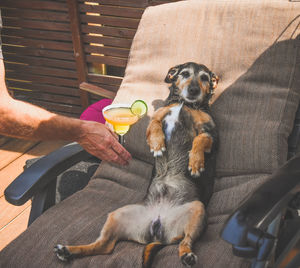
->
[107, 127, 118, 140]
[106, 149, 128, 165]
[111, 141, 132, 162]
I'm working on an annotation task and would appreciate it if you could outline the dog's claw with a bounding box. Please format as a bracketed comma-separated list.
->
[54, 244, 72, 262]
[181, 252, 198, 266]
[153, 150, 163, 157]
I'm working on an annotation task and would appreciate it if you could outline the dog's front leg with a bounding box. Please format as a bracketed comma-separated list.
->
[146, 105, 176, 157]
[189, 132, 213, 177]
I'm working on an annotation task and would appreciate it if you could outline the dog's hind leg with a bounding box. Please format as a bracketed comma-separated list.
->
[178, 201, 206, 267]
[54, 204, 150, 261]
[163, 200, 206, 267]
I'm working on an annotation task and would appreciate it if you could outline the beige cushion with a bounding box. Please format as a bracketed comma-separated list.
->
[115, 0, 300, 176]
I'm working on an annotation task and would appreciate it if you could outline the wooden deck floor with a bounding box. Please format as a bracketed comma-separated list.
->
[0, 137, 67, 250]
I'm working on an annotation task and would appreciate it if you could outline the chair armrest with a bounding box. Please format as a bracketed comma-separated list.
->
[4, 142, 91, 206]
[80, 82, 116, 99]
[221, 153, 300, 260]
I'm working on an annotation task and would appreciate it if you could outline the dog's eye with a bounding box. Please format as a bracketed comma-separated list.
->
[200, 74, 209, 82]
[181, 71, 190, 78]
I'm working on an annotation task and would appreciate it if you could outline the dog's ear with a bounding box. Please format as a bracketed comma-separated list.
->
[210, 72, 219, 90]
[164, 65, 181, 83]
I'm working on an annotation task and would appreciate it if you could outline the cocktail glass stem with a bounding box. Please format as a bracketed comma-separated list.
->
[119, 135, 125, 145]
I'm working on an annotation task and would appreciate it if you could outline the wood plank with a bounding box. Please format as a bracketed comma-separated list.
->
[82, 35, 132, 49]
[80, 82, 116, 99]
[80, 14, 139, 29]
[0, 140, 68, 197]
[81, 25, 136, 39]
[67, 0, 90, 109]
[2, 28, 72, 42]
[6, 81, 80, 97]
[0, 206, 31, 251]
[0, 136, 12, 147]
[78, 0, 148, 8]
[0, 140, 39, 171]
[86, 54, 127, 68]
[5, 63, 78, 79]
[87, 73, 122, 86]
[3, 17, 70, 32]
[4, 53, 76, 70]
[2, 8, 69, 22]
[2, 36, 73, 52]
[85, 44, 129, 58]
[0, 0, 67, 11]
[0, 198, 31, 231]
[12, 90, 81, 106]
[6, 72, 78, 88]
[3, 46, 74, 61]
[29, 100, 83, 114]
[79, 4, 144, 19]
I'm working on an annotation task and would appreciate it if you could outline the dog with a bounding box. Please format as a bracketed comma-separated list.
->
[54, 62, 219, 267]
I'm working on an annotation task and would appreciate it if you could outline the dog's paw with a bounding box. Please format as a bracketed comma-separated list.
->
[150, 147, 166, 157]
[188, 153, 205, 177]
[181, 252, 198, 267]
[188, 166, 205, 177]
[54, 244, 72, 262]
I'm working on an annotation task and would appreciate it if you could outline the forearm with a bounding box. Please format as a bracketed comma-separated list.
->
[0, 97, 83, 141]
[0, 60, 83, 142]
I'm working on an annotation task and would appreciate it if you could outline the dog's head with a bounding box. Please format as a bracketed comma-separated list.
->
[164, 62, 219, 104]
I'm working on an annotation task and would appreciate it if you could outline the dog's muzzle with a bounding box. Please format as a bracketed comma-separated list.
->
[188, 87, 201, 97]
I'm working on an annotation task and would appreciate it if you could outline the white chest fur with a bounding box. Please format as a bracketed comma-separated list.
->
[163, 104, 183, 141]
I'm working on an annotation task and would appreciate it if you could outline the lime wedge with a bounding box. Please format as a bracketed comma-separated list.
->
[130, 100, 148, 117]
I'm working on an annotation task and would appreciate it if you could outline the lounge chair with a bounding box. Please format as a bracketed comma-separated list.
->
[1, 0, 300, 267]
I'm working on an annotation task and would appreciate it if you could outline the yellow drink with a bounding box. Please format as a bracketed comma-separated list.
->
[103, 105, 139, 136]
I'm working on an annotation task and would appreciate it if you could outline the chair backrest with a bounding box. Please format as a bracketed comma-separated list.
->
[112, 0, 300, 177]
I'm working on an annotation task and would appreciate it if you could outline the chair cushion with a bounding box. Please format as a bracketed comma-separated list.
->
[0, 168, 269, 268]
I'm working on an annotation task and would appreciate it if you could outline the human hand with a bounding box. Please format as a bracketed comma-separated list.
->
[77, 120, 132, 165]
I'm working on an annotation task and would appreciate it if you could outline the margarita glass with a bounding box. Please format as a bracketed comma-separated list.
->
[102, 104, 139, 144]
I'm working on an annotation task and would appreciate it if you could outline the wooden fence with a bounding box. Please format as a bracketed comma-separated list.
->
[1, 0, 176, 117]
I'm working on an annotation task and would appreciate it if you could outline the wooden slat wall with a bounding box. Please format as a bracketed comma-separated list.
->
[1, 0, 177, 117]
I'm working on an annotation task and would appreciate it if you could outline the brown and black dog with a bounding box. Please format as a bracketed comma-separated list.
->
[55, 62, 219, 267]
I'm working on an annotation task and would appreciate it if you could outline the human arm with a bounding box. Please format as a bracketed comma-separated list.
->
[0, 60, 131, 165]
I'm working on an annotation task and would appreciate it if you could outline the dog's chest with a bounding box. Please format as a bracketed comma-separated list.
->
[163, 104, 183, 141]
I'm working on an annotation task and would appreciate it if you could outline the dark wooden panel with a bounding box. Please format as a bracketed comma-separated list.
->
[86, 55, 127, 68]
[6, 80, 80, 97]
[78, 0, 148, 8]
[0, 0, 68, 11]
[2, 36, 73, 52]
[81, 25, 136, 39]
[3, 17, 70, 32]
[79, 4, 144, 19]
[5, 63, 77, 79]
[3, 46, 74, 61]
[2, 28, 72, 42]
[67, 0, 90, 109]
[82, 35, 132, 49]
[80, 14, 139, 29]
[4, 54, 76, 70]
[2, 8, 69, 22]
[85, 45, 129, 58]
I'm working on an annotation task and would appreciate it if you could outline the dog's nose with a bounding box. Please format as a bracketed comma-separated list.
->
[188, 87, 200, 96]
